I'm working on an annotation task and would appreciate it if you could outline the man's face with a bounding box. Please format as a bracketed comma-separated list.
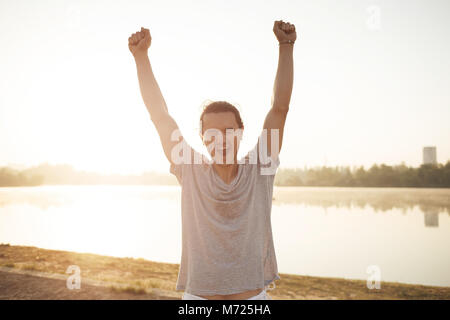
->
[201, 112, 243, 164]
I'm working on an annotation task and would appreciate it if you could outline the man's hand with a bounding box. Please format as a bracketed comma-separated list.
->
[273, 20, 296, 43]
[128, 27, 151, 57]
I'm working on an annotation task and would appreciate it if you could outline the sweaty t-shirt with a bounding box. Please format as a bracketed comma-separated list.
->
[169, 135, 281, 295]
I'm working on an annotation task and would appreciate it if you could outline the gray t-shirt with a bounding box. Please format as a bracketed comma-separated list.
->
[170, 136, 281, 295]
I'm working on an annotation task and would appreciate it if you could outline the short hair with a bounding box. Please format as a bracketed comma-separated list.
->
[199, 101, 244, 135]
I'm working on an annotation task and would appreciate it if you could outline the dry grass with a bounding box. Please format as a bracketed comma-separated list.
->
[109, 284, 148, 295]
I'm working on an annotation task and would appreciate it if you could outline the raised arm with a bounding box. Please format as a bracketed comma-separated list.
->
[128, 27, 182, 164]
[262, 20, 296, 158]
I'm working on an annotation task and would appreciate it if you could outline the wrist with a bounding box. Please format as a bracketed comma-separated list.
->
[278, 40, 295, 46]
[133, 51, 149, 61]
[279, 42, 294, 53]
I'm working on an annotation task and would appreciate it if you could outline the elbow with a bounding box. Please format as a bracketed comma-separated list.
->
[272, 102, 290, 114]
[271, 95, 291, 113]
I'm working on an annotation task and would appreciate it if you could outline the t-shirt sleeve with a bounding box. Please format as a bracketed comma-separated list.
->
[170, 161, 183, 184]
[169, 139, 205, 184]
[242, 132, 281, 176]
[258, 137, 280, 176]
[260, 151, 280, 175]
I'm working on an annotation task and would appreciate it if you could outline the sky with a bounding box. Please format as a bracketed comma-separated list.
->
[1, 0, 449, 174]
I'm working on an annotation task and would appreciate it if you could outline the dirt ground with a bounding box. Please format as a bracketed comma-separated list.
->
[0, 269, 176, 300]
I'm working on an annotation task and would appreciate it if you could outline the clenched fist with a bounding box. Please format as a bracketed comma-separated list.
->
[273, 20, 296, 44]
[128, 27, 151, 57]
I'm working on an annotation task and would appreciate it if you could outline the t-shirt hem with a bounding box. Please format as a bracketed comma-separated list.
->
[265, 273, 281, 287]
[177, 286, 265, 296]
[177, 274, 281, 295]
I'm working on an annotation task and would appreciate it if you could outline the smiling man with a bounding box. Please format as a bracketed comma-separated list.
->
[128, 20, 296, 300]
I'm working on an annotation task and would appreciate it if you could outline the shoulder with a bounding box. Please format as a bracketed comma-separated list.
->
[239, 139, 280, 176]
[170, 140, 210, 184]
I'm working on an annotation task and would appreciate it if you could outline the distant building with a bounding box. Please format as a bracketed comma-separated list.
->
[423, 146, 437, 165]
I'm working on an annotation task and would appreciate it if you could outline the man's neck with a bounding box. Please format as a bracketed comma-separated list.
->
[212, 161, 239, 185]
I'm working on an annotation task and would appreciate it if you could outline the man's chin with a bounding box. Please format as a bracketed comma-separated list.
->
[210, 155, 237, 165]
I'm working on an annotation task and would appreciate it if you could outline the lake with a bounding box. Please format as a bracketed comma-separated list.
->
[0, 185, 449, 287]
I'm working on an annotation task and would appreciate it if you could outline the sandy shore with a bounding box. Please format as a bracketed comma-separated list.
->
[0, 244, 449, 300]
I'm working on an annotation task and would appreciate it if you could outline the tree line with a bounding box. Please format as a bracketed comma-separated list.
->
[274, 161, 450, 188]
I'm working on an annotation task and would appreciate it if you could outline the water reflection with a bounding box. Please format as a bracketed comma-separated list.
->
[0, 185, 180, 210]
[272, 187, 450, 228]
[0, 185, 182, 264]
[425, 211, 439, 227]
[2, 186, 449, 214]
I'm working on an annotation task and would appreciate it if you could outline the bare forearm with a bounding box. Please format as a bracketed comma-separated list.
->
[134, 52, 169, 121]
[272, 44, 294, 111]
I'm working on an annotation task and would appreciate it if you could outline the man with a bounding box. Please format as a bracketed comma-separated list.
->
[128, 20, 296, 300]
